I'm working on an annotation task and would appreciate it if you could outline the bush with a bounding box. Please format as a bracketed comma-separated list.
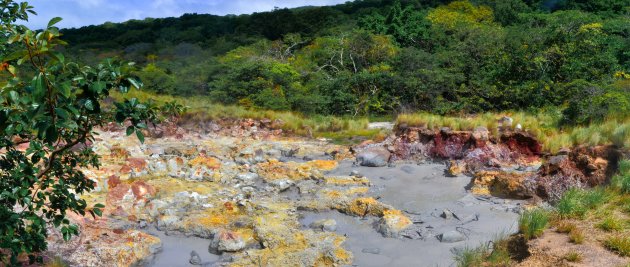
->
[519, 209, 550, 240]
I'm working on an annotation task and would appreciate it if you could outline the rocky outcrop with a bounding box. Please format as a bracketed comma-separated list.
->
[364, 125, 623, 201]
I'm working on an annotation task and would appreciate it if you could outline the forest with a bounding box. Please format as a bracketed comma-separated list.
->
[61, 0, 629, 124]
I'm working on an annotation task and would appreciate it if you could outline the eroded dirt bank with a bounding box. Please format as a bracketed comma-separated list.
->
[42, 119, 624, 267]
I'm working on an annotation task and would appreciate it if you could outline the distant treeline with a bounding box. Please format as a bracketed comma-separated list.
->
[60, 0, 630, 125]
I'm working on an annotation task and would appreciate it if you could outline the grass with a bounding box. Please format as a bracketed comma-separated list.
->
[556, 188, 610, 219]
[110, 89, 383, 142]
[519, 208, 550, 240]
[598, 216, 625, 232]
[568, 228, 585, 244]
[453, 235, 512, 267]
[396, 111, 630, 153]
[605, 236, 630, 256]
[564, 251, 583, 262]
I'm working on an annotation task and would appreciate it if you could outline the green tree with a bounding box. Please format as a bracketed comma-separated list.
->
[0, 1, 159, 264]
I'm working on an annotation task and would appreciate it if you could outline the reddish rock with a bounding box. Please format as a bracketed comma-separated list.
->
[107, 183, 130, 206]
[107, 175, 121, 189]
[131, 180, 156, 199]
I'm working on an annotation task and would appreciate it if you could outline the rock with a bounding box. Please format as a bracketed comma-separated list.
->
[236, 172, 259, 182]
[130, 180, 156, 199]
[309, 219, 337, 232]
[167, 157, 186, 178]
[440, 209, 454, 220]
[361, 248, 381, 254]
[189, 250, 202, 265]
[446, 160, 466, 177]
[377, 209, 412, 238]
[270, 179, 294, 191]
[356, 147, 391, 167]
[350, 170, 361, 177]
[437, 230, 466, 243]
[209, 230, 246, 254]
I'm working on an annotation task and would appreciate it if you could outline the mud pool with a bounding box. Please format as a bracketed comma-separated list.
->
[147, 161, 522, 267]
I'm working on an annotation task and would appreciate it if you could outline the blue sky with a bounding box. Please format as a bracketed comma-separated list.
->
[23, 0, 348, 29]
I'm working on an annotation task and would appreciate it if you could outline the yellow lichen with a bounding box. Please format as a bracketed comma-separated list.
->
[343, 197, 386, 217]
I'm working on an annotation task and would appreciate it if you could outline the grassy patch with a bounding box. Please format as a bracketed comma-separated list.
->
[110, 89, 380, 141]
[563, 251, 583, 263]
[519, 209, 550, 240]
[568, 228, 585, 244]
[605, 236, 630, 256]
[453, 236, 512, 267]
[598, 216, 625, 232]
[556, 188, 609, 219]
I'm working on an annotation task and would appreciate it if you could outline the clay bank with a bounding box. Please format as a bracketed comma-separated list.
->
[43, 118, 624, 267]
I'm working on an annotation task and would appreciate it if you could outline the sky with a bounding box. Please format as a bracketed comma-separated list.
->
[23, 0, 348, 29]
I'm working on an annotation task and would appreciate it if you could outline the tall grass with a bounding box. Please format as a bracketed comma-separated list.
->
[519, 208, 550, 240]
[396, 112, 630, 153]
[556, 188, 610, 218]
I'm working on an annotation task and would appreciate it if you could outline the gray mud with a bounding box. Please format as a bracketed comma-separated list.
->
[144, 228, 220, 267]
[302, 161, 523, 267]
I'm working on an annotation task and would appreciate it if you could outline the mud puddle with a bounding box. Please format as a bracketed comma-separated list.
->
[300, 162, 523, 267]
[144, 228, 220, 267]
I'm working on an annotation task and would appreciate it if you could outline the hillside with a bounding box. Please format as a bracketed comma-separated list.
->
[59, 0, 629, 125]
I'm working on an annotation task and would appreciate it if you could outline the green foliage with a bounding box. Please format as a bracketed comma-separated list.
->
[0, 2, 160, 264]
[49, 0, 630, 122]
[519, 208, 550, 240]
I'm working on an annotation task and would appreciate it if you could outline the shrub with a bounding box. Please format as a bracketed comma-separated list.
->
[519, 209, 550, 240]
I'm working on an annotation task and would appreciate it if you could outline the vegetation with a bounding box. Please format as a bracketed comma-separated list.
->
[0, 1, 175, 264]
[55, 0, 629, 125]
[453, 235, 512, 267]
[519, 209, 550, 240]
[605, 236, 630, 257]
[564, 251, 583, 263]
[598, 216, 625, 231]
[556, 188, 610, 218]
[109, 89, 381, 142]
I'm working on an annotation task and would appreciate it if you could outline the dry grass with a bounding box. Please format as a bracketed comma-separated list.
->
[564, 251, 583, 262]
[110, 89, 381, 141]
[396, 112, 630, 153]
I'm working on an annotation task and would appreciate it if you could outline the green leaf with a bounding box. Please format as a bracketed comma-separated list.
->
[45, 125, 58, 144]
[93, 208, 102, 217]
[32, 73, 46, 101]
[49, 51, 65, 64]
[47, 17, 62, 28]
[135, 130, 145, 143]
[55, 108, 69, 119]
[126, 126, 134, 136]
[94, 203, 105, 208]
